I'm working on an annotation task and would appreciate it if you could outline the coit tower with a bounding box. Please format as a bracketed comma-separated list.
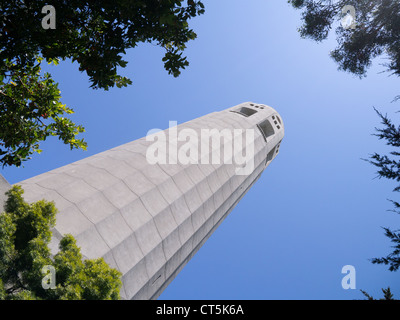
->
[11, 102, 284, 299]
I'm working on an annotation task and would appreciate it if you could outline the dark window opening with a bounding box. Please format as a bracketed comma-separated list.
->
[266, 146, 276, 162]
[231, 106, 257, 117]
[257, 119, 275, 142]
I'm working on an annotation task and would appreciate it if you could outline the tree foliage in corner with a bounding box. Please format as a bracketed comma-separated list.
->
[0, 57, 87, 168]
[0, 185, 122, 300]
[288, 0, 400, 77]
[0, 0, 205, 167]
[361, 287, 396, 300]
[368, 109, 400, 272]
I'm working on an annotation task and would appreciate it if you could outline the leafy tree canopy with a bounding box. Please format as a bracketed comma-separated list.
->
[0, 185, 122, 300]
[289, 0, 400, 77]
[0, 0, 205, 167]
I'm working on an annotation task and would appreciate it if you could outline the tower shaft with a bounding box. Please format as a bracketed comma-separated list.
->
[16, 102, 284, 299]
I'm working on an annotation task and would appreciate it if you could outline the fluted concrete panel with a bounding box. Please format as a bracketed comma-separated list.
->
[15, 102, 284, 300]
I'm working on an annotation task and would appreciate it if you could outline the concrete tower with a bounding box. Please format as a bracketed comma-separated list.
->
[12, 102, 284, 299]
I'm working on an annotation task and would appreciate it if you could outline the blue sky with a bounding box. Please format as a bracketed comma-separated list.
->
[2, 1, 400, 299]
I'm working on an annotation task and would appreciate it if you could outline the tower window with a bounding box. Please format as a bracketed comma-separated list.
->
[257, 119, 274, 142]
[266, 146, 276, 163]
[231, 107, 257, 117]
